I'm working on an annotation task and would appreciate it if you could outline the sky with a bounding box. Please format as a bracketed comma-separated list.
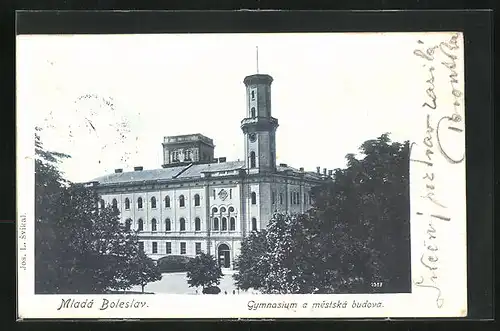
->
[17, 32, 432, 183]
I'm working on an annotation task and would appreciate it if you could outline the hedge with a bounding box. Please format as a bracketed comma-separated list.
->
[157, 255, 193, 273]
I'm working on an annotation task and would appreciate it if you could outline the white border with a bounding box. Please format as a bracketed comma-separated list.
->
[16, 31, 467, 319]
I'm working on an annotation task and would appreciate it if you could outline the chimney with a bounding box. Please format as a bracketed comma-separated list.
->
[328, 169, 333, 176]
[219, 157, 226, 163]
[323, 168, 327, 175]
[134, 166, 143, 171]
[114, 168, 123, 173]
[316, 166, 320, 174]
[299, 167, 304, 172]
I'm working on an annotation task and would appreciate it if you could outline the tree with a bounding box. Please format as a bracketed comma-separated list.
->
[233, 133, 410, 294]
[34, 129, 161, 293]
[185, 253, 223, 292]
[127, 249, 162, 293]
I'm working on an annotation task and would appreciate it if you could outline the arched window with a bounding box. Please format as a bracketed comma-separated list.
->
[137, 197, 143, 209]
[251, 107, 256, 117]
[125, 218, 132, 231]
[151, 196, 157, 209]
[290, 192, 294, 205]
[213, 217, 219, 231]
[230, 217, 236, 231]
[304, 193, 307, 205]
[195, 217, 201, 231]
[180, 218, 186, 231]
[251, 192, 257, 205]
[221, 207, 226, 213]
[229, 206, 234, 213]
[212, 207, 218, 214]
[179, 195, 185, 207]
[99, 199, 105, 209]
[251, 218, 257, 231]
[222, 217, 227, 231]
[194, 194, 200, 206]
[279, 193, 283, 204]
[112, 198, 118, 211]
[250, 151, 256, 168]
[165, 218, 171, 232]
[165, 195, 170, 208]
[138, 219, 144, 231]
[124, 198, 130, 210]
[251, 90, 255, 100]
[151, 218, 157, 232]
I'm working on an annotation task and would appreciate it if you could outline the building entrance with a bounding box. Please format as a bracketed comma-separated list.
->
[218, 244, 231, 268]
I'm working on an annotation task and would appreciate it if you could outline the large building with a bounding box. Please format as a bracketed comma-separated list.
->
[89, 72, 331, 269]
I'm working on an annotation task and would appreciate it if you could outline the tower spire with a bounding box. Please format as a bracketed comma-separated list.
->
[256, 46, 259, 74]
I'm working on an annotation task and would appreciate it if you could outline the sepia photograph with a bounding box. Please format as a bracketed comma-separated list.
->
[17, 31, 467, 318]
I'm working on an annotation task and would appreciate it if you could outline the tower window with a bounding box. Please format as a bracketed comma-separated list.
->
[124, 198, 130, 210]
[213, 217, 219, 230]
[251, 218, 257, 231]
[165, 195, 170, 208]
[251, 90, 255, 100]
[180, 218, 186, 231]
[251, 192, 257, 205]
[194, 194, 200, 206]
[251, 107, 256, 117]
[165, 218, 171, 232]
[137, 197, 143, 209]
[179, 195, 185, 207]
[229, 189, 232, 199]
[250, 151, 256, 168]
[195, 217, 201, 231]
[151, 218, 157, 232]
[213, 189, 216, 199]
[151, 196, 157, 209]
[230, 217, 236, 231]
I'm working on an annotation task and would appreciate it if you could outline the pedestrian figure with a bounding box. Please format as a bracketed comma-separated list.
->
[233, 290, 235, 295]
[224, 291, 227, 294]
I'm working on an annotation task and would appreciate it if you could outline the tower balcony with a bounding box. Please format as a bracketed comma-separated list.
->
[241, 116, 279, 133]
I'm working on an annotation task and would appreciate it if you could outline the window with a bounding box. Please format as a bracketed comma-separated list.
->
[229, 206, 234, 213]
[151, 218, 157, 232]
[251, 90, 255, 100]
[185, 150, 192, 161]
[229, 189, 232, 199]
[272, 191, 276, 204]
[138, 219, 144, 231]
[250, 151, 256, 168]
[230, 217, 236, 231]
[125, 219, 132, 231]
[251, 192, 257, 205]
[165, 195, 170, 208]
[165, 218, 171, 232]
[137, 197, 143, 209]
[166, 242, 172, 254]
[309, 193, 312, 204]
[180, 242, 186, 255]
[212, 207, 218, 214]
[280, 193, 283, 205]
[221, 207, 226, 213]
[195, 242, 202, 255]
[298, 192, 301, 205]
[180, 218, 186, 231]
[151, 196, 157, 209]
[179, 195, 185, 207]
[194, 194, 200, 206]
[195, 217, 201, 231]
[213, 217, 219, 230]
[213, 189, 216, 199]
[251, 218, 257, 231]
[251, 107, 256, 117]
[304, 193, 307, 205]
[138, 241, 144, 251]
[99, 199, 105, 209]
[112, 199, 118, 212]
[222, 217, 227, 231]
[152, 242, 158, 254]
[124, 198, 130, 210]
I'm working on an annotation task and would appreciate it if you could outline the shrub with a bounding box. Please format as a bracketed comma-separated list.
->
[157, 255, 193, 273]
[202, 286, 221, 294]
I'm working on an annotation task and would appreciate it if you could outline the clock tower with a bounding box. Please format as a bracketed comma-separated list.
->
[241, 74, 278, 173]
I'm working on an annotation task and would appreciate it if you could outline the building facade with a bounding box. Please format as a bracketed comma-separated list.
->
[89, 72, 330, 269]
